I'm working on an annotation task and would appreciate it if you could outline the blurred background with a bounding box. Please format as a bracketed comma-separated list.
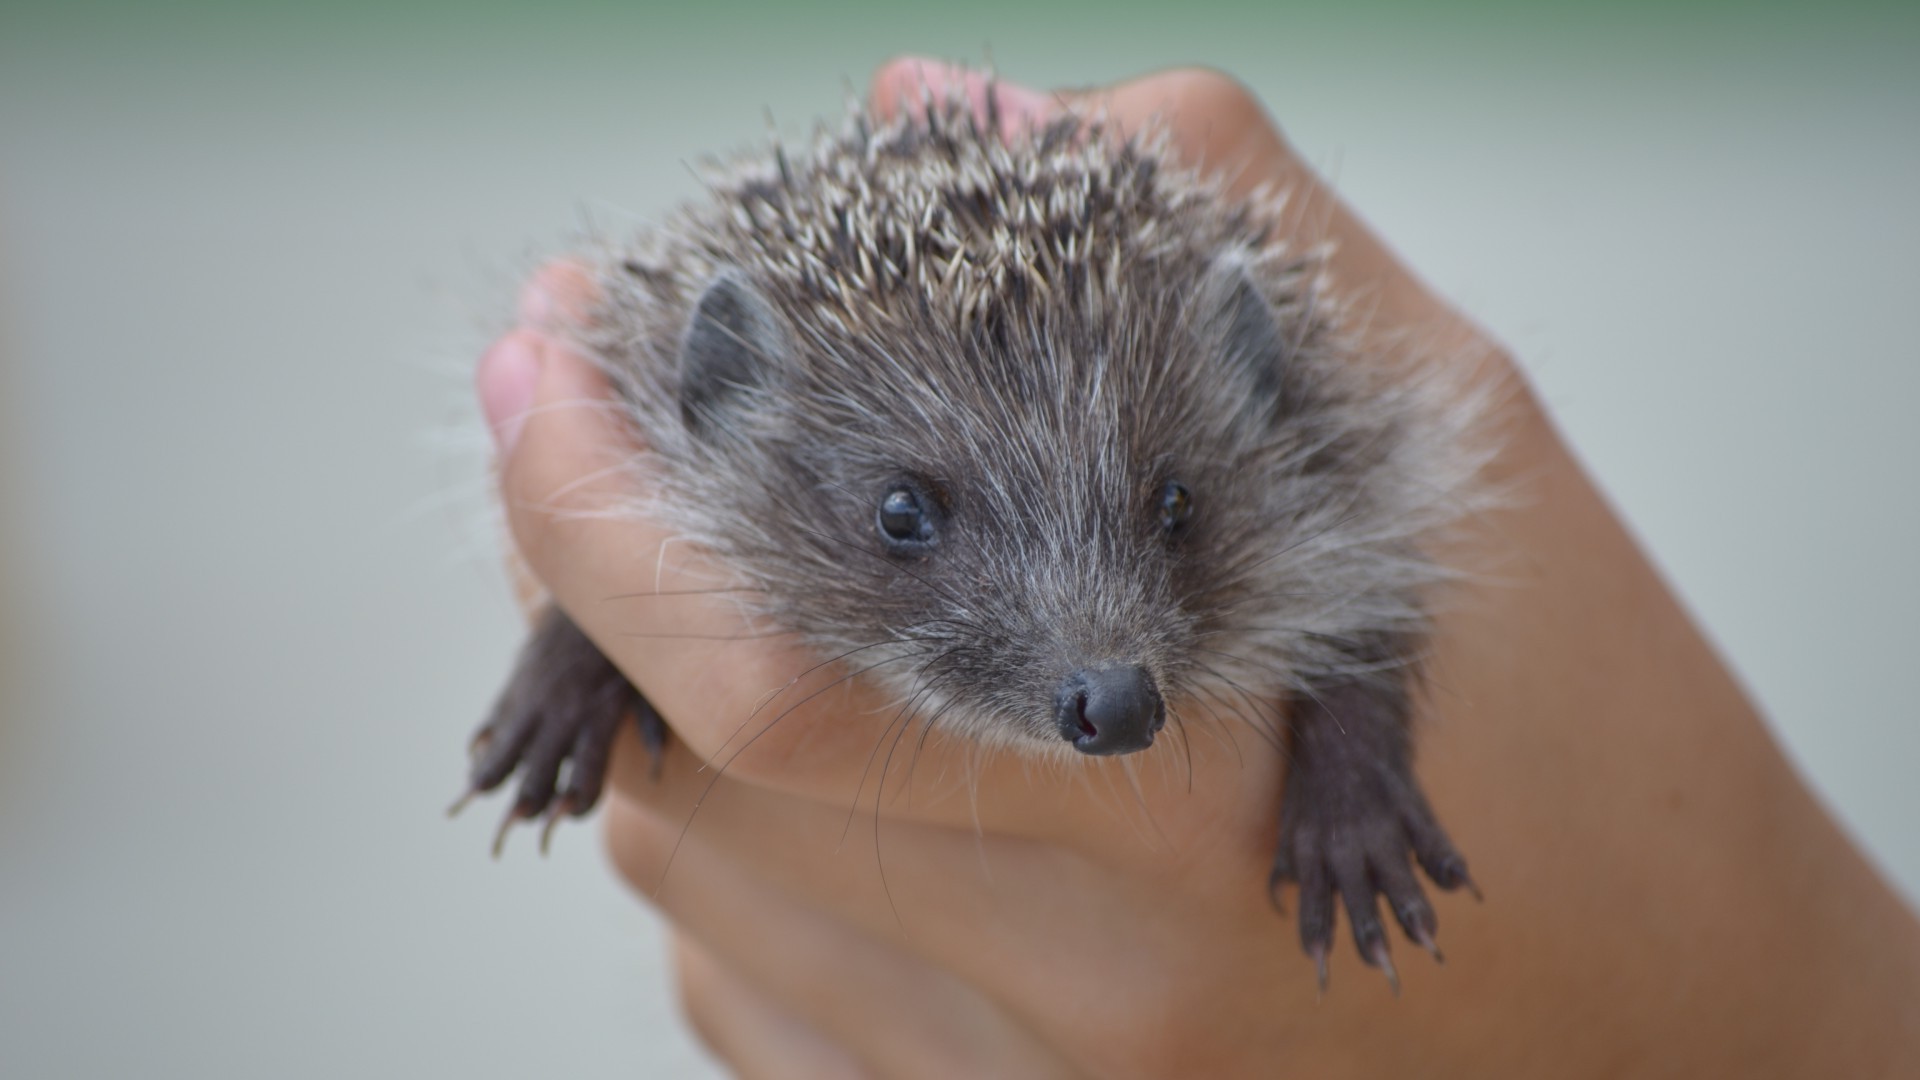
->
[2, 2, 1916, 1076]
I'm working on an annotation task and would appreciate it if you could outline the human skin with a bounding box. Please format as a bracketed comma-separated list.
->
[476, 62, 1920, 1079]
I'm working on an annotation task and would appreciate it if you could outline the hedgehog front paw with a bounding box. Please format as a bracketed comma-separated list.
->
[1268, 754, 1475, 995]
[453, 607, 665, 855]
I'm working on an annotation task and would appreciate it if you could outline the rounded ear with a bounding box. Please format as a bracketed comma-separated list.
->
[1198, 253, 1296, 418]
[679, 269, 791, 436]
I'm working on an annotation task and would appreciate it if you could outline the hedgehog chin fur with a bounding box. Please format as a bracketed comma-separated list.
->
[563, 87, 1500, 761]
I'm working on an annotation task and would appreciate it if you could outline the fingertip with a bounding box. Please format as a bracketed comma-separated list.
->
[518, 259, 599, 331]
[868, 57, 1055, 138]
[987, 79, 1054, 136]
[512, 263, 620, 454]
[868, 56, 944, 122]
[497, 333, 635, 570]
[477, 330, 544, 457]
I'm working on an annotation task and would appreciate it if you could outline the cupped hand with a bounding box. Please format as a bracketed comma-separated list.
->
[475, 61, 1920, 1080]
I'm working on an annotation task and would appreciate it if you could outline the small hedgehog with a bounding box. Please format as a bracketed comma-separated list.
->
[463, 94, 1486, 989]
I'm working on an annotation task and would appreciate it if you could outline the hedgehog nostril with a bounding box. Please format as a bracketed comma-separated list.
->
[1071, 690, 1097, 738]
[1055, 666, 1163, 756]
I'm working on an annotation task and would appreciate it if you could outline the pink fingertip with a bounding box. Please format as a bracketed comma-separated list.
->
[517, 261, 597, 330]
[516, 280, 554, 329]
[883, 56, 956, 112]
[985, 80, 1052, 135]
[477, 332, 543, 458]
[880, 57, 1055, 138]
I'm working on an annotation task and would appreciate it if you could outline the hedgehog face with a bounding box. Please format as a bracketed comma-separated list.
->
[651, 251, 1387, 760]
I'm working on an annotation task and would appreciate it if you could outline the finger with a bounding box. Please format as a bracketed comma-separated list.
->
[612, 790, 1082, 1079]
[867, 56, 1057, 138]
[476, 332, 542, 463]
[603, 713, 1128, 937]
[598, 726, 1311, 1076]
[483, 264, 605, 617]
[672, 934, 877, 1080]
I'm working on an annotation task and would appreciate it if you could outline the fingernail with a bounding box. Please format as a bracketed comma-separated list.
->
[477, 332, 543, 457]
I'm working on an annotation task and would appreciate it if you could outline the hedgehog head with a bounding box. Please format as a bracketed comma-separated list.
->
[585, 105, 1466, 760]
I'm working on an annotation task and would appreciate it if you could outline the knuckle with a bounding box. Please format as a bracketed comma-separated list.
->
[1180, 67, 1256, 106]
[671, 944, 731, 1061]
[600, 793, 677, 898]
[1165, 67, 1269, 129]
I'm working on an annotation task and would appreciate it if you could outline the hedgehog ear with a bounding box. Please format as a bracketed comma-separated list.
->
[679, 269, 790, 436]
[1200, 256, 1294, 417]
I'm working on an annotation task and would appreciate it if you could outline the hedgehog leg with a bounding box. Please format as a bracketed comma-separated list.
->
[1267, 670, 1471, 993]
[455, 606, 666, 856]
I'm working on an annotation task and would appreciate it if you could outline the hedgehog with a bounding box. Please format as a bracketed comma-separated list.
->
[460, 91, 1489, 991]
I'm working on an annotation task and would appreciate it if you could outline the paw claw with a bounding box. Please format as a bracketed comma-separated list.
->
[1308, 943, 1329, 997]
[538, 796, 575, 856]
[1411, 923, 1445, 964]
[446, 787, 477, 819]
[1454, 865, 1484, 903]
[1364, 940, 1401, 996]
[491, 804, 526, 859]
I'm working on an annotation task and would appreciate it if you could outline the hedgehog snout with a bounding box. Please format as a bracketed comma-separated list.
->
[1054, 666, 1166, 756]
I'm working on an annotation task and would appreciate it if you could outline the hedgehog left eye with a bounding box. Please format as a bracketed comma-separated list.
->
[877, 486, 937, 551]
[1158, 481, 1193, 534]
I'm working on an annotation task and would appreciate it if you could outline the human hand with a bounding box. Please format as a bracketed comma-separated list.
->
[475, 61, 1920, 1079]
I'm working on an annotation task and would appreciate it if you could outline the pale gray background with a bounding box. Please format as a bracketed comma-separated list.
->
[2, 4, 1915, 1078]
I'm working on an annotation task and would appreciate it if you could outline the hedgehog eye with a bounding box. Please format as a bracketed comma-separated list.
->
[1158, 481, 1193, 534]
[877, 487, 936, 549]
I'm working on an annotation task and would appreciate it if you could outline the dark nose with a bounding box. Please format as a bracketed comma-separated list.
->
[1055, 666, 1165, 756]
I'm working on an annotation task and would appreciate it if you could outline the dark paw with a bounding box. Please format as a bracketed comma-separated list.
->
[1269, 762, 1475, 995]
[451, 607, 665, 855]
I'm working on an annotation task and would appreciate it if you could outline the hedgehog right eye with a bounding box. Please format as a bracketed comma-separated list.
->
[877, 487, 936, 550]
[1159, 481, 1194, 534]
